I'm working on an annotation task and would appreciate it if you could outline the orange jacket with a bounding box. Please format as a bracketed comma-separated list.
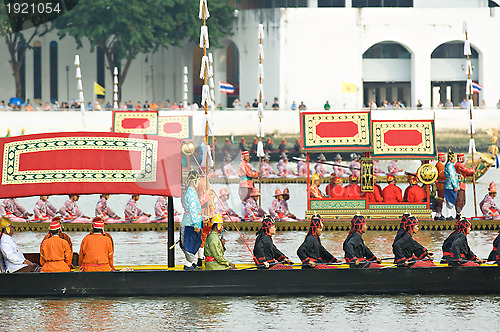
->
[363, 184, 383, 202]
[436, 161, 445, 190]
[326, 184, 347, 199]
[382, 184, 403, 203]
[346, 183, 362, 199]
[79, 233, 114, 272]
[406, 185, 427, 203]
[40, 235, 72, 272]
[43, 231, 73, 251]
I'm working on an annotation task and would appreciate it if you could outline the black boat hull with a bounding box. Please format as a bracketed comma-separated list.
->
[2, 267, 500, 297]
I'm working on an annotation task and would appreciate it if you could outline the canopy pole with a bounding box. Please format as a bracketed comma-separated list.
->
[167, 196, 175, 268]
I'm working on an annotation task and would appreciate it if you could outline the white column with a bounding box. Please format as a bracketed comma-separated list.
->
[345, 0, 352, 8]
[309, 0, 318, 8]
[479, 47, 497, 109]
[411, 51, 431, 108]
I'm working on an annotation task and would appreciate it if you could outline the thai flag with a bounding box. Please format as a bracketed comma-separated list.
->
[472, 81, 482, 94]
[219, 81, 234, 94]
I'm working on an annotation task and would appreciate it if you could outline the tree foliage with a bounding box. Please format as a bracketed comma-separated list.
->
[52, 0, 235, 94]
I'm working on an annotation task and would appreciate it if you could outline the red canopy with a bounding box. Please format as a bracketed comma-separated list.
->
[0, 132, 182, 198]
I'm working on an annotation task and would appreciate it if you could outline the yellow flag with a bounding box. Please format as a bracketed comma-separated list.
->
[94, 82, 105, 95]
[342, 82, 357, 93]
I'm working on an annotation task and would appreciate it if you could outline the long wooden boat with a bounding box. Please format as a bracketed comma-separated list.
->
[12, 218, 500, 232]
[2, 264, 500, 297]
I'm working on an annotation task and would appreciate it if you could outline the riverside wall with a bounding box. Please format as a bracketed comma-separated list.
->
[0, 108, 498, 137]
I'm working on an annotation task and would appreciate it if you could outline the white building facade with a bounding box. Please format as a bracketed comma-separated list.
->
[1, 0, 500, 110]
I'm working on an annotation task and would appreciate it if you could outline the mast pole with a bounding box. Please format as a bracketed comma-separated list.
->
[257, 24, 265, 206]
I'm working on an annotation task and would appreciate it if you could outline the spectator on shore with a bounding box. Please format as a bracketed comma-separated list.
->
[252, 99, 259, 108]
[264, 101, 271, 110]
[0, 101, 4, 110]
[324, 101, 331, 110]
[87, 102, 94, 111]
[416, 100, 423, 109]
[445, 99, 453, 108]
[299, 101, 307, 110]
[25, 103, 34, 112]
[232, 98, 242, 109]
[369, 100, 377, 110]
[245, 102, 251, 109]
[460, 99, 467, 108]
[170, 102, 179, 109]
[135, 102, 141, 110]
[44, 102, 51, 111]
[497, 100, 500, 109]
[95, 102, 102, 111]
[272, 98, 279, 110]
[105, 102, 112, 111]
[291, 101, 297, 110]
[127, 101, 133, 109]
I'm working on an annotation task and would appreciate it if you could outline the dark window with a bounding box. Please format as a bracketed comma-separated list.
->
[34, 45, 42, 99]
[17, 42, 26, 100]
[50, 41, 58, 103]
[363, 42, 411, 59]
[431, 42, 479, 59]
[318, 0, 345, 7]
[97, 46, 105, 98]
[353, 0, 413, 7]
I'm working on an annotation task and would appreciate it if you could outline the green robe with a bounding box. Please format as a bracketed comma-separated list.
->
[204, 231, 232, 270]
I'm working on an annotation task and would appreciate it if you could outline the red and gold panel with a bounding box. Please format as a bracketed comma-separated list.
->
[0, 132, 181, 198]
[113, 111, 158, 135]
[158, 116, 193, 140]
[300, 111, 371, 152]
[371, 120, 436, 159]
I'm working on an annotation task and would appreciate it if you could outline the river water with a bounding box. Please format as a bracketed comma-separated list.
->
[1, 162, 500, 331]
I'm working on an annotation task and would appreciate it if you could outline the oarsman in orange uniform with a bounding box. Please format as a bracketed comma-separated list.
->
[238, 151, 259, 202]
[454, 153, 475, 220]
[345, 175, 362, 199]
[382, 175, 403, 203]
[79, 217, 114, 272]
[326, 176, 347, 199]
[42, 216, 72, 252]
[40, 220, 72, 272]
[309, 174, 324, 199]
[434, 152, 446, 220]
[405, 176, 426, 203]
[363, 175, 383, 203]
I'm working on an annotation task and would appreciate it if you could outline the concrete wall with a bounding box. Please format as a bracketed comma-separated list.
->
[1, 109, 498, 137]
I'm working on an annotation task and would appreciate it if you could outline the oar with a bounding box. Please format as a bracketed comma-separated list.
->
[292, 157, 359, 170]
[169, 240, 180, 250]
[240, 261, 293, 270]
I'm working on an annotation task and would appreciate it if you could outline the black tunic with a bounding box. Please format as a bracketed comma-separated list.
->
[343, 232, 376, 264]
[393, 228, 406, 244]
[253, 232, 287, 265]
[487, 234, 500, 262]
[440, 230, 459, 264]
[450, 233, 477, 266]
[297, 234, 336, 268]
[392, 232, 428, 265]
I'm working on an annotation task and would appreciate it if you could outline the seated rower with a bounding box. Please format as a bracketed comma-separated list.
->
[326, 176, 347, 199]
[244, 188, 266, 222]
[40, 220, 72, 272]
[297, 214, 339, 269]
[440, 220, 460, 264]
[345, 174, 362, 199]
[95, 194, 121, 223]
[261, 154, 276, 178]
[253, 215, 293, 269]
[404, 176, 426, 203]
[33, 195, 58, 222]
[281, 188, 297, 220]
[204, 214, 236, 270]
[215, 188, 241, 222]
[487, 229, 500, 265]
[343, 214, 383, 268]
[382, 175, 403, 203]
[269, 189, 294, 222]
[449, 217, 484, 267]
[0, 217, 39, 273]
[79, 217, 115, 272]
[479, 182, 500, 220]
[2, 198, 32, 222]
[310, 174, 325, 199]
[362, 175, 383, 203]
[124, 194, 151, 223]
[392, 215, 435, 268]
[58, 194, 91, 223]
[154, 195, 181, 223]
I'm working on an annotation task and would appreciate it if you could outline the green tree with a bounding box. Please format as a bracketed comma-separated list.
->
[52, 0, 234, 94]
[0, 3, 41, 99]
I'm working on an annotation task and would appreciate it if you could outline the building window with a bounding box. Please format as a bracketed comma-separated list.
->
[33, 41, 42, 100]
[318, 0, 345, 7]
[96, 46, 105, 98]
[261, 0, 308, 8]
[50, 41, 58, 103]
[363, 42, 411, 59]
[431, 42, 479, 59]
[353, 0, 412, 7]
[17, 42, 26, 100]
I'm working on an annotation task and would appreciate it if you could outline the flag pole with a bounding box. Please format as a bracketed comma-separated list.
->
[256, 24, 265, 206]
[208, 53, 216, 172]
[464, 21, 478, 217]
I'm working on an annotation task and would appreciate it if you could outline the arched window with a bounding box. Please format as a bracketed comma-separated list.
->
[17, 42, 26, 100]
[363, 42, 411, 59]
[50, 41, 58, 103]
[33, 41, 42, 100]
